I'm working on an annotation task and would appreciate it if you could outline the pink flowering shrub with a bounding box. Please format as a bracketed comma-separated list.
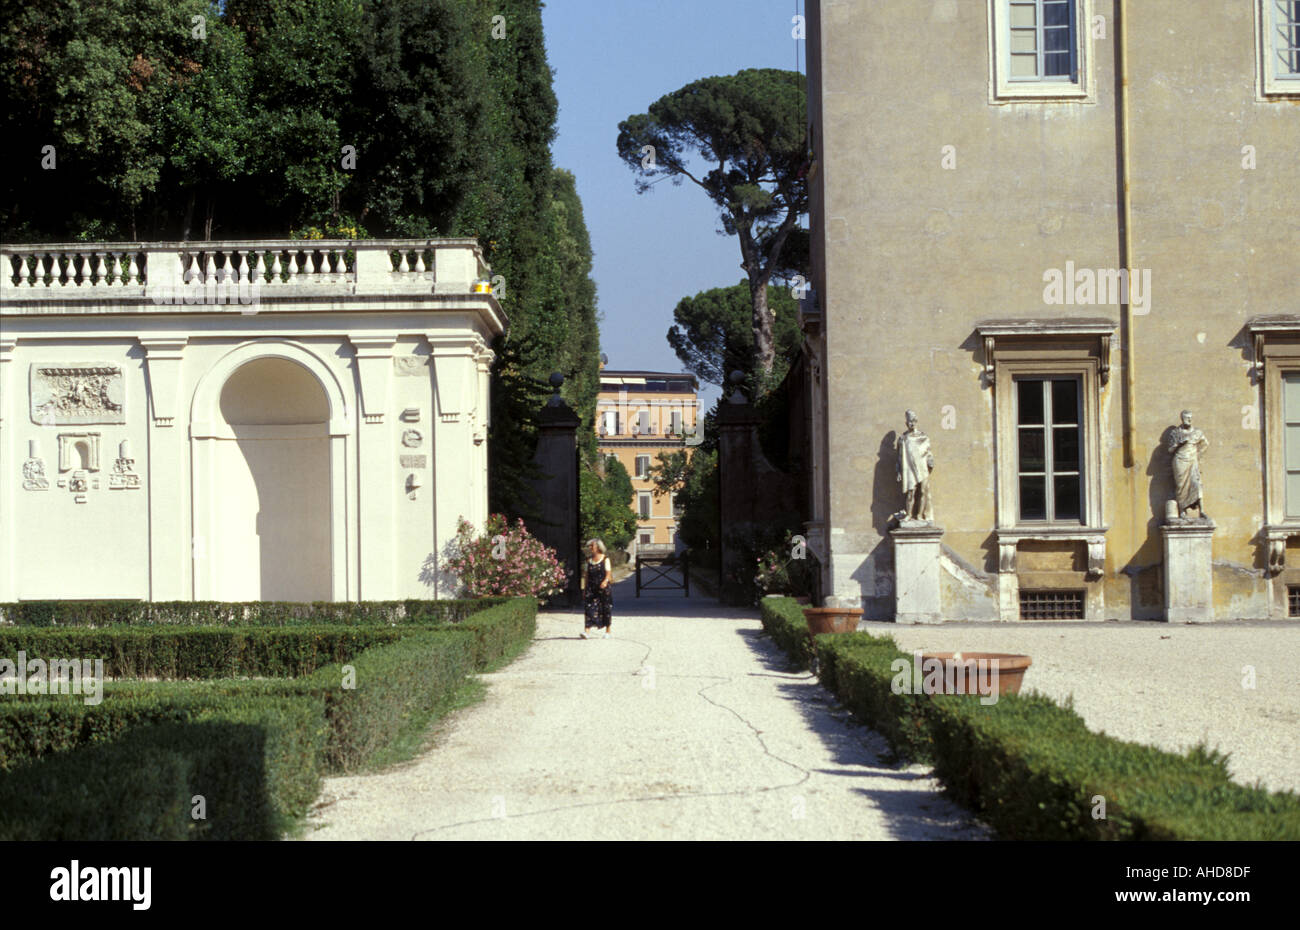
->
[444, 514, 569, 598]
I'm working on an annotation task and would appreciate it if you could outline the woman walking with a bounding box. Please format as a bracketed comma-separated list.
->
[582, 538, 614, 638]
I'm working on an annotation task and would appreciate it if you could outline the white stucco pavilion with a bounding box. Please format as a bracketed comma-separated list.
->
[0, 239, 504, 601]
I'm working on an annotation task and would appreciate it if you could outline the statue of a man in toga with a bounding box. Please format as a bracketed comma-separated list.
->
[896, 409, 935, 523]
[1168, 409, 1209, 521]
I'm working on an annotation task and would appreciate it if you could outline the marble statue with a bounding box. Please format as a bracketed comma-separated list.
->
[1168, 409, 1209, 521]
[895, 409, 935, 524]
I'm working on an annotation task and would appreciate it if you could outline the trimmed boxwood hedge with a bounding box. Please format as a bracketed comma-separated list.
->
[758, 596, 815, 669]
[0, 626, 410, 680]
[0, 597, 510, 628]
[0, 596, 540, 838]
[0, 696, 325, 840]
[759, 595, 1300, 840]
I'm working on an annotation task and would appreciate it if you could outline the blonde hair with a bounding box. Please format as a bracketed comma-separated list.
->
[585, 538, 607, 556]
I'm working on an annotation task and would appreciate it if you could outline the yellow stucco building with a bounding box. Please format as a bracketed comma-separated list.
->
[803, 0, 1300, 620]
[596, 369, 700, 548]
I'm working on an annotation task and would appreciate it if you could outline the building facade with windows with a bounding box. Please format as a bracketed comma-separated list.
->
[803, 0, 1299, 620]
[595, 369, 700, 548]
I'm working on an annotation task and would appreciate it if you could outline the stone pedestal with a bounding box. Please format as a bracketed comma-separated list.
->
[1161, 520, 1215, 623]
[891, 522, 944, 624]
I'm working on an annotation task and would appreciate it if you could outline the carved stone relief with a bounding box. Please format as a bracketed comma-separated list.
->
[30, 363, 125, 425]
[401, 429, 423, 449]
[399, 454, 427, 469]
[109, 441, 141, 490]
[21, 456, 49, 491]
[394, 356, 428, 377]
[57, 433, 102, 472]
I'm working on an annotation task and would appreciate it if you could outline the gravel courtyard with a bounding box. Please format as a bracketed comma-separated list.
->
[872, 620, 1300, 794]
[301, 581, 988, 841]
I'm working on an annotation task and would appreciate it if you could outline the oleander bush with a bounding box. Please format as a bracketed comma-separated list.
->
[759, 595, 1300, 840]
[0, 597, 509, 628]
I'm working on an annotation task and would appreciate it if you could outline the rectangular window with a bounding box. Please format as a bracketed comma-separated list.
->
[1008, 0, 1076, 81]
[638, 492, 652, 519]
[637, 411, 650, 434]
[1274, 0, 1300, 79]
[670, 410, 683, 434]
[1260, 0, 1300, 94]
[1015, 377, 1083, 523]
[990, 0, 1091, 101]
[672, 493, 685, 517]
[638, 528, 653, 545]
[601, 410, 617, 436]
[635, 454, 651, 479]
[1284, 373, 1300, 518]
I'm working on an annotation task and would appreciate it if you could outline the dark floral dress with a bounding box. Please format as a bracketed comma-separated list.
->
[584, 558, 612, 628]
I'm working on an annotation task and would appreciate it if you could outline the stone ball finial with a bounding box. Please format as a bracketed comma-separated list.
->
[727, 370, 747, 405]
[546, 371, 565, 407]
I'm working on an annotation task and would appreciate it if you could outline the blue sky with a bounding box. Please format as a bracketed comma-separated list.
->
[541, 0, 806, 408]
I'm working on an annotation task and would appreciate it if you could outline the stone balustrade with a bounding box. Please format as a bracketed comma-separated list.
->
[0, 239, 492, 301]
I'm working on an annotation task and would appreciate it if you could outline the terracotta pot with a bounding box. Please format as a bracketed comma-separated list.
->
[802, 607, 863, 635]
[918, 652, 1032, 696]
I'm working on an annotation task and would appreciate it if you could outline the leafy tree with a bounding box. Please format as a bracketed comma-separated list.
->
[667, 281, 801, 390]
[580, 457, 637, 553]
[617, 69, 808, 377]
[648, 449, 719, 561]
[2, 0, 600, 528]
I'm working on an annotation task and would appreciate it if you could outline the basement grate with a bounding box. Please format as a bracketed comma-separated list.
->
[1019, 589, 1084, 620]
[1290, 586, 1300, 618]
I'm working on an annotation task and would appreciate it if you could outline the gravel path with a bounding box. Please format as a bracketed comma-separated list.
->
[301, 581, 988, 841]
[872, 621, 1300, 794]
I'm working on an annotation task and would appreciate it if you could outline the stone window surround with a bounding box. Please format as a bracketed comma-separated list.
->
[1257, 0, 1300, 98]
[1248, 317, 1300, 590]
[977, 318, 1115, 619]
[987, 0, 1095, 103]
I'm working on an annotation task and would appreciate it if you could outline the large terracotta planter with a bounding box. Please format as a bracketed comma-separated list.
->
[919, 652, 1032, 696]
[802, 607, 863, 635]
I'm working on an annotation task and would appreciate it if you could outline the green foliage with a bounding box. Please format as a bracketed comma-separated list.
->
[0, 597, 539, 837]
[2, 0, 598, 524]
[668, 282, 801, 389]
[0, 695, 326, 840]
[618, 69, 808, 373]
[0, 597, 508, 627]
[580, 457, 637, 552]
[749, 598, 1300, 841]
[648, 449, 718, 559]
[0, 626, 408, 680]
[758, 596, 815, 669]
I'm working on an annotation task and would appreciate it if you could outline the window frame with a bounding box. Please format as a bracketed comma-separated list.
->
[988, 0, 1093, 103]
[637, 491, 652, 519]
[1258, 0, 1300, 97]
[635, 454, 651, 479]
[1013, 375, 1085, 524]
[994, 356, 1104, 531]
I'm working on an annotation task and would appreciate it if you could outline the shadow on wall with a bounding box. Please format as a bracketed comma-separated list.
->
[1121, 423, 1181, 619]
[857, 430, 902, 617]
